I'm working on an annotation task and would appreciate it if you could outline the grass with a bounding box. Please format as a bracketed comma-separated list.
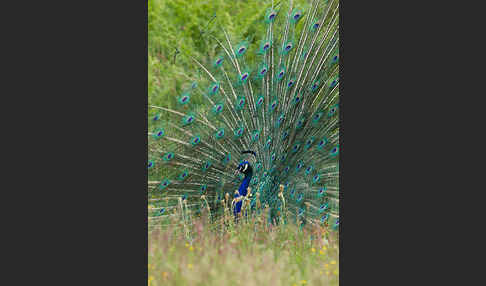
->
[148, 210, 339, 286]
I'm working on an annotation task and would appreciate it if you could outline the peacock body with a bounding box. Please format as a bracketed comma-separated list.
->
[148, 0, 339, 232]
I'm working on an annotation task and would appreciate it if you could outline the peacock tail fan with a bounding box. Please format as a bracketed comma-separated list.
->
[148, 0, 339, 233]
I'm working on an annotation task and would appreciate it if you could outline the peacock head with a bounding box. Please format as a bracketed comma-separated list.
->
[235, 160, 253, 176]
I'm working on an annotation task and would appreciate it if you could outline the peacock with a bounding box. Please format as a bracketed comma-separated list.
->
[148, 0, 339, 233]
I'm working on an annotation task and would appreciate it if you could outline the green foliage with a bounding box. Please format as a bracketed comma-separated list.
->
[148, 0, 308, 112]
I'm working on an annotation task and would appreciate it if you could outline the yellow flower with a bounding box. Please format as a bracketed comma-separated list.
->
[333, 270, 338, 275]
[319, 250, 325, 255]
[320, 271, 324, 275]
[311, 248, 316, 253]
[185, 243, 189, 248]
[300, 280, 307, 285]
[188, 264, 193, 270]
[322, 246, 327, 250]
[324, 263, 329, 268]
[189, 246, 194, 251]
[330, 260, 336, 265]
[148, 275, 154, 281]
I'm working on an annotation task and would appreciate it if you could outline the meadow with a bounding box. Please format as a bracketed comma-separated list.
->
[148, 209, 339, 286]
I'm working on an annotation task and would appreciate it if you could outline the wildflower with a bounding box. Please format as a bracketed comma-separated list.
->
[300, 280, 307, 285]
[189, 246, 194, 251]
[185, 243, 189, 248]
[330, 260, 336, 265]
[311, 247, 316, 253]
[320, 271, 324, 275]
[322, 246, 327, 251]
[324, 263, 329, 268]
[333, 270, 338, 275]
[319, 250, 325, 255]
[187, 264, 193, 270]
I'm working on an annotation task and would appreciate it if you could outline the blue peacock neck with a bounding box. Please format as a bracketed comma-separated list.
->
[238, 171, 253, 197]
